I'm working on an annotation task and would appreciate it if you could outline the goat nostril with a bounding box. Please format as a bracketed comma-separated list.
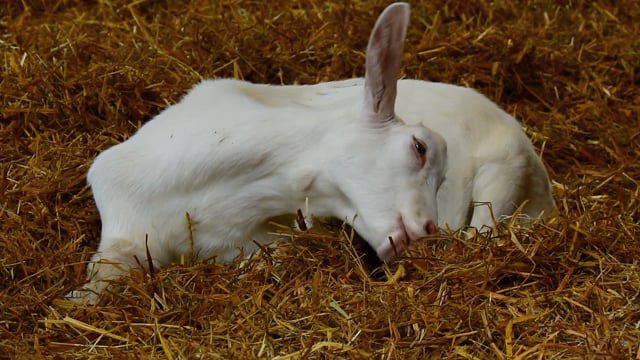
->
[425, 220, 438, 235]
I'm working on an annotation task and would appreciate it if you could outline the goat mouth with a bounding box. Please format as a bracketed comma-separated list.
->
[377, 219, 412, 261]
[397, 219, 412, 247]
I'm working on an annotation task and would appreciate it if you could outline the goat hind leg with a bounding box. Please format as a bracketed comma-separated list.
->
[468, 162, 525, 232]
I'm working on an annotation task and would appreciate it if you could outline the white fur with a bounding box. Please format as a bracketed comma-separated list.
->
[69, 2, 554, 303]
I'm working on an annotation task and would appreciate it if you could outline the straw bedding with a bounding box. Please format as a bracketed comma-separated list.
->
[1, 0, 639, 358]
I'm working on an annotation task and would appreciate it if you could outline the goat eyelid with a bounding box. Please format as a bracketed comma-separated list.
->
[412, 136, 427, 167]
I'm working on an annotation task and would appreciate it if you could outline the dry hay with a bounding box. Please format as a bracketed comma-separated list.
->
[1, 0, 639, 359]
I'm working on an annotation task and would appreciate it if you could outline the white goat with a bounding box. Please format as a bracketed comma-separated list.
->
[70, 2, 554, 303]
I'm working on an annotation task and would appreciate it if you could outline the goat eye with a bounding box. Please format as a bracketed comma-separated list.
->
[412, 136, 428, 168]
[413, 137, 427, 156]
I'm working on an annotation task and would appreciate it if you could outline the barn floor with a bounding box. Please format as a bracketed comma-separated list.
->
[1, 1, 639, 358]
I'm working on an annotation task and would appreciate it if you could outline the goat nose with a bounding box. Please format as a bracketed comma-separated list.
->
[425, 220, 438, 235]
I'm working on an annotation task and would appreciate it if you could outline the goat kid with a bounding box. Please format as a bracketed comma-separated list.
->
[69, 3, 555, 303]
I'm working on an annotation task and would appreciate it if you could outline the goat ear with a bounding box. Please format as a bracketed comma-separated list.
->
[363, 2, 409, 124]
